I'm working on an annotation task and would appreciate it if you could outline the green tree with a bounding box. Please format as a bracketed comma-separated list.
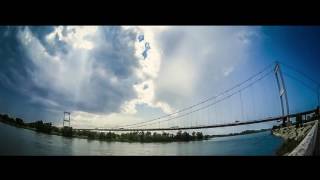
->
[99, 132, 106, 140]
[87, 131, 97, 139]
[196, 132, 203, 140]
[176, 131, 182, 140]
[139, 131, 145, 142]
[181, 131, 191, 141]
[15, 118, 24, 126]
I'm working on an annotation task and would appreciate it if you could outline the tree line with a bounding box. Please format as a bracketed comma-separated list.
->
[0, 113, 210, 142]
[73, 130, 209, 142]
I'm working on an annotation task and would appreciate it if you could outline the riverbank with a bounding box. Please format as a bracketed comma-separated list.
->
[272, 121, 314, 140]
[210, 129, 271, 138]
[0, 113, 210, 143]
[272, 121, 315, 155]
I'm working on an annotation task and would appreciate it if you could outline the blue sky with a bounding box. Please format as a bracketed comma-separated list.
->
[0, 26, 319, 133]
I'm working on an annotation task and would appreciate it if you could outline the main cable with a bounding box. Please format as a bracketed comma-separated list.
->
[119, 63, 275, 128]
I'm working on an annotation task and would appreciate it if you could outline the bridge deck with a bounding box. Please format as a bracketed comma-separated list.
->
[75, 109, 318, 132]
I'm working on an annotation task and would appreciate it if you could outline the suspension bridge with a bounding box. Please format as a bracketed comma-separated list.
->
[73, 62, 320, 134]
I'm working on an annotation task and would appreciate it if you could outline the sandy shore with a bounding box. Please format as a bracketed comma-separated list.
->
[272, 121, 314, 141]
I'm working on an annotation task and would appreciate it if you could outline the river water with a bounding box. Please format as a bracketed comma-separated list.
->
[0, 122, 284, 156]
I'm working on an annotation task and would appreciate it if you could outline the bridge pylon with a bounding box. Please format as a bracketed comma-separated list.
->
[63, 112, 71, 127]
[316, 106, 320, 120]
[274, 62, 290, 126]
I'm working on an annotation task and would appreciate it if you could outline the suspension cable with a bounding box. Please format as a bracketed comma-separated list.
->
[279, 62, 320, 86]
[240, 90, 244, 121]
[130, 70, 273, 128]
[282, 72, 318, 92]
[119, 63, 275, 128]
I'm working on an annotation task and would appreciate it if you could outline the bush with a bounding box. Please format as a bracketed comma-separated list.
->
[99, 132, 106, 140]
[196, 132, 203, 140]
[87, 131, 96, 139]
[15, 118, 24, 126]
[32, 121, 53, 134]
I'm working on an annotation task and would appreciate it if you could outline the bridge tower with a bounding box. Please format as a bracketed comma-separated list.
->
[274, 62, 290, 126]
[63, 112, 71, 127]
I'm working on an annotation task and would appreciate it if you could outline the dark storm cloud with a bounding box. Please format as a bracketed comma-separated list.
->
[0, 26, 54, 121]
[0, 26, 144, 122]
[0, 27, 32, 93]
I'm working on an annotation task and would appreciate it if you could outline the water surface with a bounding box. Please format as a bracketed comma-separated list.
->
[0, 122, 283, 155]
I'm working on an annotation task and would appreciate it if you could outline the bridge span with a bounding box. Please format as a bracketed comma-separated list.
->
[75, 108, 319, 132]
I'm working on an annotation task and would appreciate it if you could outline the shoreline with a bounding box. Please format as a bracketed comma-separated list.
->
[0, 120, 209, 143]
[0, 120, 272, 143]
[272, 121, 314, 140]
[272, 121, 315, 155]
[209, 129, 271, 138]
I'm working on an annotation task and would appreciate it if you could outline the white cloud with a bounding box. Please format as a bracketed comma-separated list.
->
[63, 111, 136, 128]
[119, 26, 174, 115]
[3, 26, 261, 128]
[151, 26, 262, 108]
[14, 26, 174, 127]
[46, 26, 98, 50]
[223, 66, 234, 76]
[17, 27, 140, 114]
[236, 28, 261, 44]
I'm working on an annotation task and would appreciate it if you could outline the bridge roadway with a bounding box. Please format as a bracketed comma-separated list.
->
[75, 108, 318, 132]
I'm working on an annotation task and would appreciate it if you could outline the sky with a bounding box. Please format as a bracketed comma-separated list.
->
[1, 26, 320, 133]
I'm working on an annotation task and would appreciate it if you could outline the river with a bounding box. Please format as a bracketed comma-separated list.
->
[0, 122, 284, 156]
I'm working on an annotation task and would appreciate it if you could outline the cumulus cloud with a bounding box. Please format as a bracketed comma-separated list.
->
[119, 26, 173, 115]
[66, 110, 145, 129]
[0, 26, 174, 127]
[151, 26, 261, 108]
[15, 26, 140, 115]
[0, 26, 261, 128]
